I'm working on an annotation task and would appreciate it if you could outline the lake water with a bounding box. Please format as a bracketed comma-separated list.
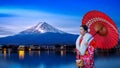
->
[0, 50, 120, 68]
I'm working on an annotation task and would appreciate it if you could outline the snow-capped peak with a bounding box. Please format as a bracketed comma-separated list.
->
[34, 22, 46, 33]
[20, 22, 65, 34]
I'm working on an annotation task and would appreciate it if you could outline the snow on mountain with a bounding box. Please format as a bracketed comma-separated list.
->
[20, 22, 65, 34]
[0, 22, 78, 45]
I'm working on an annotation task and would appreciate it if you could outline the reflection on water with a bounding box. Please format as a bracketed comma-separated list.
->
[3, 48, 7, 58]
[0, 49, 76, 68]
[0, 49, 120, 68]
[29, 50, 41, 56]
[19, 50, 25, 59]
[3, 48, 12, 58]
[8, 48, 11, 56]
[19, 50, 41, 59]
[60, 50, 66, 56]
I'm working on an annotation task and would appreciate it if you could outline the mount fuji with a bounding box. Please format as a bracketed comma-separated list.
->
[20, 22, 65, 34]
[0, 22, 78, 45]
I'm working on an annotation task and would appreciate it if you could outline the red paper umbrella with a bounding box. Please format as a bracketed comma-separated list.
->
[82, 10, 119, 49]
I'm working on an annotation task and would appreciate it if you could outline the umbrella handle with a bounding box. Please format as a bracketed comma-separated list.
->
[88, 26, 103, 42]
[87, 32, 98, 42]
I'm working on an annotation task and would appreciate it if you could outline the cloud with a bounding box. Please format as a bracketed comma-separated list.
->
[0, 26, 14, 34]
[0, 13, 16, 17]
[0, 8, 81, 35]
[0, 26, 15, 37]
[58, 27, 80, 34]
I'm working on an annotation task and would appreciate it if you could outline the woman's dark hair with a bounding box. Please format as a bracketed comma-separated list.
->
[80, 25, 88, 32]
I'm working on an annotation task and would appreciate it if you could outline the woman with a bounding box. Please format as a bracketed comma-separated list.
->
[76, 25, 96, 68]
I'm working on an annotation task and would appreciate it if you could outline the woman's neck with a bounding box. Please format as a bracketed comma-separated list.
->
[82, 33, 87, 36]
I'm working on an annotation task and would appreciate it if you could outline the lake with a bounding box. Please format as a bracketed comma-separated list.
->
[0, 49, 120, 68]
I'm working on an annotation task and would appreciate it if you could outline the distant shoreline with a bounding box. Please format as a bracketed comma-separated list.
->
[0, 44, 120, 56]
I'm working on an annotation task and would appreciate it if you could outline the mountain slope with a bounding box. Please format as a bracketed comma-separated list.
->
[0, 22, 78, 45]
[0, 32, 78, 45]
[20, 22, 65, 34]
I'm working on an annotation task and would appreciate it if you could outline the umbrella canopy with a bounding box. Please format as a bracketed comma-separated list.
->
[82, 10, 119, 49]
